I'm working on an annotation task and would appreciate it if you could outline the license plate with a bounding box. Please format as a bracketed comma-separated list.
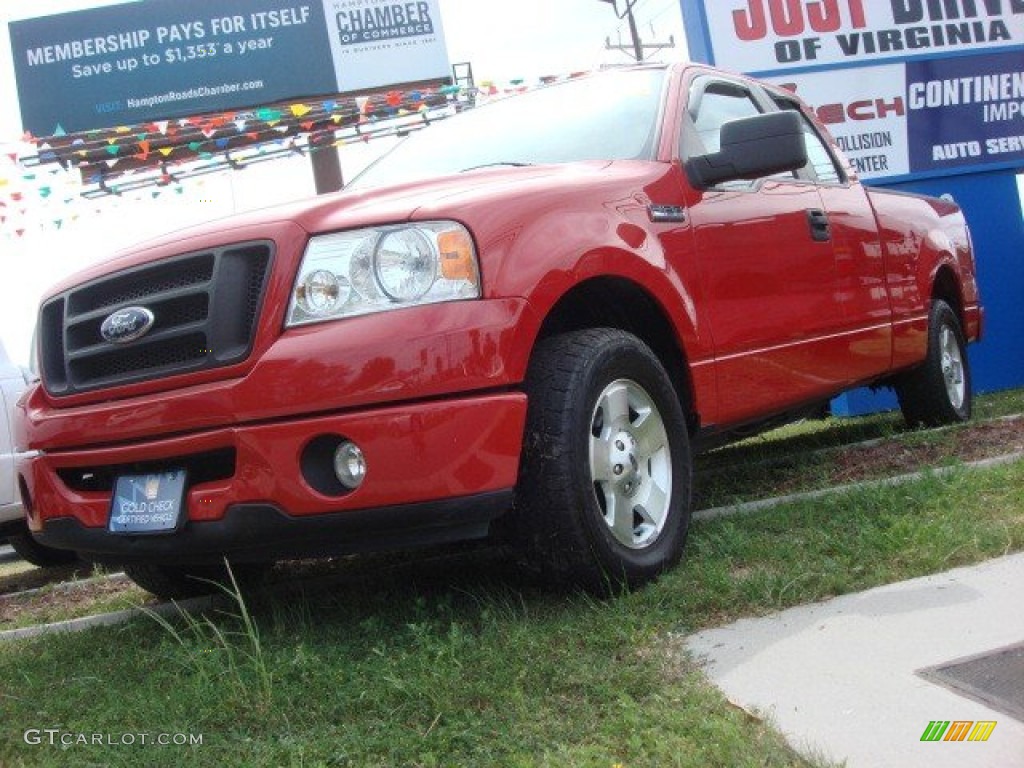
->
[109, 470, 187, 534]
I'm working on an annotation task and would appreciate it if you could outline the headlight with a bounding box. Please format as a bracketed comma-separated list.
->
[286, 221, 481, 327]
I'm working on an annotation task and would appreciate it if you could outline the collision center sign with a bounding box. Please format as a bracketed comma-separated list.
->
[682, 0, 1024, 181]
[8, 0, 450, 137]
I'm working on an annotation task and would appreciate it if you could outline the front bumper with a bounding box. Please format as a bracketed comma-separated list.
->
[21, 392, 526, 563]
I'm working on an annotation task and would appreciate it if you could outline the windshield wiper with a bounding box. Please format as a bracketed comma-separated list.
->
[459, 161, 534, 172]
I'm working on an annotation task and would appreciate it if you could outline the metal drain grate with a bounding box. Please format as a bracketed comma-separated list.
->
[918, 641, 1024, 723]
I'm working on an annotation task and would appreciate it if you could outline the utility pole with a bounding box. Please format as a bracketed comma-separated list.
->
[598, 0, 674, 63]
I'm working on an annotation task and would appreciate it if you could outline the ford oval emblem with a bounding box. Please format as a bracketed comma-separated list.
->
[100, 306, 155, 344]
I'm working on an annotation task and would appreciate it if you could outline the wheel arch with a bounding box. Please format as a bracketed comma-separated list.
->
[529, 276, 699, 432]
[931, 263, 965, 329]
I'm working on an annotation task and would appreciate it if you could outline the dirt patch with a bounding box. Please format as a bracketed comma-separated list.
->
[0, 574, 154, 631]
[827, 418, 1023, 486]
[696, 415, 1023, 509]
[0, 560, 98, 598]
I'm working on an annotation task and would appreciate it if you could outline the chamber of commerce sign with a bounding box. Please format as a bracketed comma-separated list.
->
[682, 0, 1023, 182]
[8, 0, 450, 137]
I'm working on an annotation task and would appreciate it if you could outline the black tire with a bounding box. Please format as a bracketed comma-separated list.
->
[123, 561, 269, 600]
[514, 328, 692, 593]
[896, 299, 972, 427]
[8, 528, 78, 567]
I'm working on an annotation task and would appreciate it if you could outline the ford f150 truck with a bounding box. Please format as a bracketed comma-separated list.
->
[15, 64, 981, 598]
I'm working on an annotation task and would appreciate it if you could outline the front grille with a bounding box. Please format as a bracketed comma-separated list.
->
[40, 242, 273, 396]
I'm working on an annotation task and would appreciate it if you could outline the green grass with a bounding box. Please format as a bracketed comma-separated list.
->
[2, 457, 1021, 768]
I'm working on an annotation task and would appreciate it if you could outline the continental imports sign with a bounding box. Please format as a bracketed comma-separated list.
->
[906, 50, 1024, 172]
[8, 0, 449, 136]
[768, 50, 1023, 180]
[701, 0, 1023, 73]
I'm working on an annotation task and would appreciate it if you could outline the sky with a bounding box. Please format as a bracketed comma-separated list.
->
[0, 0, 690, 365]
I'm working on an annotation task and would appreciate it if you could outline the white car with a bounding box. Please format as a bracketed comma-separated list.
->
[1, 339, 75, 566]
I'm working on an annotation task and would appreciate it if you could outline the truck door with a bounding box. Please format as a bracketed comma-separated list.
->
[680, 76, 847, 425]
[769, 92, 894, 385]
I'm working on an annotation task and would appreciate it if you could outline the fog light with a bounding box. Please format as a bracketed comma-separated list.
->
[333, 441, 366, 490]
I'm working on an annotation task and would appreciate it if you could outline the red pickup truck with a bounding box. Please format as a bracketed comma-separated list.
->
[16, 64, 981, 598]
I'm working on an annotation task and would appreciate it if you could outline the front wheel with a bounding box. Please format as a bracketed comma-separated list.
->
[896, 299, 972, 427]
[514, 328, 692, 593]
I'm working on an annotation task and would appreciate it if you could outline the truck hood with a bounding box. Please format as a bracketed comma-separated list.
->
[288, 160, 615, 232]
[44, 161, 619, 299]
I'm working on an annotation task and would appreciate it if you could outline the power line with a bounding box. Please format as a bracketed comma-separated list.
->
[599, 0, 674, 62]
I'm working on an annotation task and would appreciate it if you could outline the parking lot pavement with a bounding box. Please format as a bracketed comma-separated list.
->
[686, 553, 1024, 768]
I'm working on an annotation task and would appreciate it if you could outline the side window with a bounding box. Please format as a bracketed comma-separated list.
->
[773, 98, 844, 184]
[689, 83, 763, 155]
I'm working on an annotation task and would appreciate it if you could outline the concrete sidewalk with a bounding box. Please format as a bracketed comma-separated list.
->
[686, 553, 1024, 768]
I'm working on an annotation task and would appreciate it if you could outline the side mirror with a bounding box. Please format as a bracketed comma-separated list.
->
[686, 111, 808, 189]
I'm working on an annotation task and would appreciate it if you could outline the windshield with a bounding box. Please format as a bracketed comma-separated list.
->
[348, 68, 667, 190]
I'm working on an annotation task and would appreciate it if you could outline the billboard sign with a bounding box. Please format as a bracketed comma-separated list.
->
[682, 0, 1024, 182]
[9, 0, 450, 137]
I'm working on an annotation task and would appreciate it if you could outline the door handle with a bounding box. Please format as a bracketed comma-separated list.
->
[807, 209, 831, 242]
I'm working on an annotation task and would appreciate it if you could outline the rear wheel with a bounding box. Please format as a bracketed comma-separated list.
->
[896, 299, 972, 427]
[515, 328, 692, 592]
[123, 562, 269, 600]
